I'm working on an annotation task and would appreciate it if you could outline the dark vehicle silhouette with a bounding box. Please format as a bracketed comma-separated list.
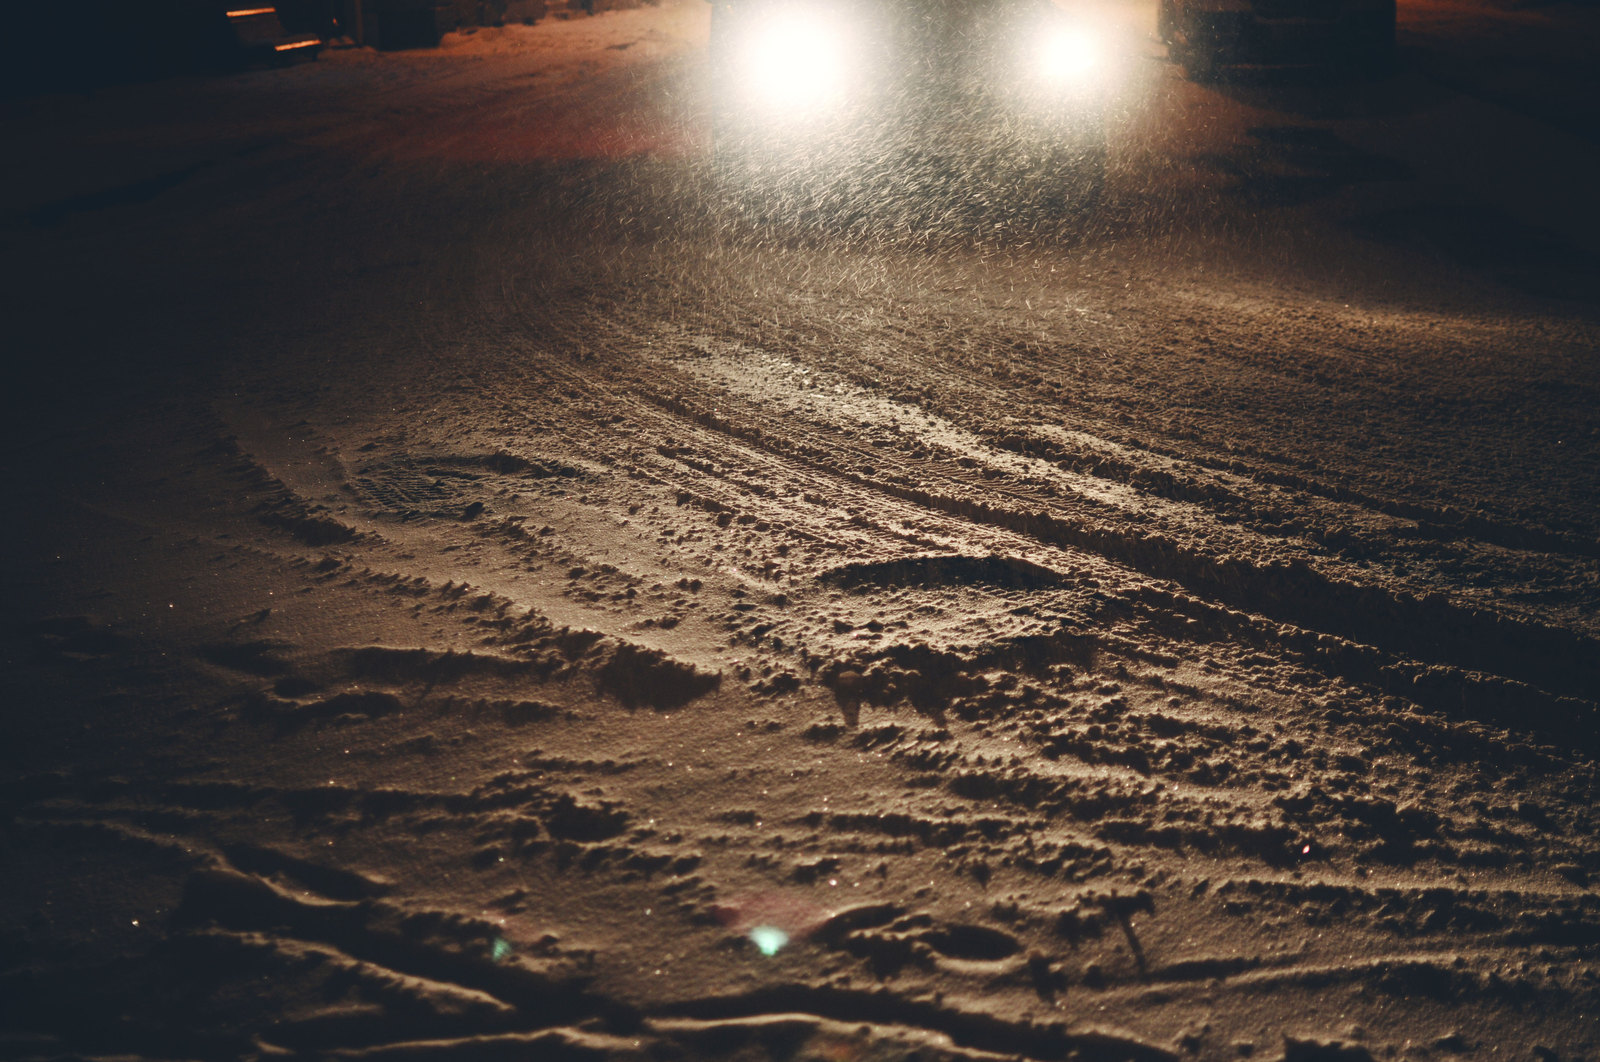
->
[1156, 0, 1395, 79]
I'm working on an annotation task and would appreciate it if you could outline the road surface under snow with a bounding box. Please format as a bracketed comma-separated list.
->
[2, 2, 1599, 1059]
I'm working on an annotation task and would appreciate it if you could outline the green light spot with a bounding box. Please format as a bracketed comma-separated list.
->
[749, 925, 788, 956]
[491, 937, 513, 963]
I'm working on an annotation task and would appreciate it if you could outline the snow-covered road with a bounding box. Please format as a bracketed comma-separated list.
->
[3, 2, 1597, 1058]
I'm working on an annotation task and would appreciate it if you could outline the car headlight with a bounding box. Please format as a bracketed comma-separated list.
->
[733, 8, 857, 116]
[1031, 23, 1103, 86]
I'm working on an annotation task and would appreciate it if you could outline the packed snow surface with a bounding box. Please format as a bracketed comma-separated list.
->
[3, 1, 1598, 1059]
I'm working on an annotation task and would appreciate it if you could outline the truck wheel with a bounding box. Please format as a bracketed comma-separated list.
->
[1180, 43, 1221, 82]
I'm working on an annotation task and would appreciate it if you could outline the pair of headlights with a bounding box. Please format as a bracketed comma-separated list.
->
[724, 5, 1108, 118]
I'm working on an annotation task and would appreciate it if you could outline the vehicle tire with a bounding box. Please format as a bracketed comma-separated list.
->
[1176, 38, 1223, 82]
[1180, 51, 1217, 82]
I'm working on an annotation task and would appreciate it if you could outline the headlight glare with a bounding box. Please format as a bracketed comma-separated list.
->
[737, 12, 853, 115]
[1031, 24, 1103, 86]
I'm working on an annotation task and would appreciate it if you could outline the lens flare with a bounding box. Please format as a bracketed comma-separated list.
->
[749, 925, 790, 955]
[714, 892, 829, 956]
